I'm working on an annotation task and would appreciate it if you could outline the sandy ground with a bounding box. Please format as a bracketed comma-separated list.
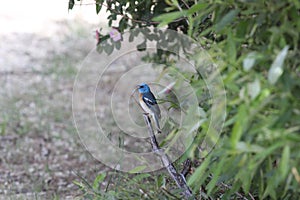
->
[0, 0, 112, 199]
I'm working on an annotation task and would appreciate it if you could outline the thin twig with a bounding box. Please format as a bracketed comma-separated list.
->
[181, 158, 192, 177]
[248, 192, 255, 200]
[173, 0, 190, 26]
[143, 114, 194, 199]
[181, 0, 190, 9]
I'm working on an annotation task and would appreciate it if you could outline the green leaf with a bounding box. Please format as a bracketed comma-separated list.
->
[206, 158, 226, 194]
[96, 4, 101, 14]
[137, 40, 146, 51]
[115, 41, 121, 50]
[68, 0, 75, 10]
[215, 9, 239, 32]
[248, 78, 260, 100]
[187, 3, 208, 15]
[259, 170, 265, 199]
[96, 0, 104, 14]
[279, 146, 290, 180]
[104, 43, 113, 55]
[237, 165, 253, 193]
[253, 141, 285, 165]
[230, 104, 247, 148]
[156, 174, 166, 188]
[73, 180, 85, 189]
[132, 173, 151, 181]
[188, 155, 211, 188]
[263, 181, 277, 199]
[129, 32, 134, 42]
[268, 46, 289, 85]
[236, 141, 265, 153]
[93, 173, 106, 191]
[243, 52, 257, 71]
[96, 45, 103, 54]
[128, 165, 147, 173]
[153, 11, 187, 27]
[226, 30, 236, 62]
[187, 15, 194, 37]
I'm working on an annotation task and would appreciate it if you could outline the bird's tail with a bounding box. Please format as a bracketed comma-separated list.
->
[153, 114, 161, 133]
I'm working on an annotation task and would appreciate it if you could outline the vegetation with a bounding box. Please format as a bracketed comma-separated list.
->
[69, 0, 300, 199]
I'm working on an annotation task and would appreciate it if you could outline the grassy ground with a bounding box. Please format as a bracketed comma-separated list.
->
[0, 17, 109, 199]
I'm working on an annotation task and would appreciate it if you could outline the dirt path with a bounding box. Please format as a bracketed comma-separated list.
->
[0, 2, 110, 198]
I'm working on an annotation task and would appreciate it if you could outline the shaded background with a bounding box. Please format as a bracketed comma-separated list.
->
[0, 0, 111, 198]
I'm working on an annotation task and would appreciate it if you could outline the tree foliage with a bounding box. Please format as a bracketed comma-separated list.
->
[69, 0, 300, 199]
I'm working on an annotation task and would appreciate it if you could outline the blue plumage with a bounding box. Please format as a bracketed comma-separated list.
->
[138, 83, 161, 133]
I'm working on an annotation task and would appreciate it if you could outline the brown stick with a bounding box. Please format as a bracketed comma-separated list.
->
[143, 114, 194, 199]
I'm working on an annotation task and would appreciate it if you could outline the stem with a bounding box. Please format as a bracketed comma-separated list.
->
[143, 114, 194, 199]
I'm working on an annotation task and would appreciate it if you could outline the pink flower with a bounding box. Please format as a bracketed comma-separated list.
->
[95, 29, 101, 44]
[109, 28, 122, 42]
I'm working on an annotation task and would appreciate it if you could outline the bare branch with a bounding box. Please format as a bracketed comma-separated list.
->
[143, 114, 194, 199]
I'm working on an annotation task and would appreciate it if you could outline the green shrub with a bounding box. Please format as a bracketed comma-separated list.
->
[70, 0, 300, 199]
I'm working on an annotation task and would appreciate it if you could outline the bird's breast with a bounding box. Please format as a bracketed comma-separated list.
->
[139, 95, 153, 114]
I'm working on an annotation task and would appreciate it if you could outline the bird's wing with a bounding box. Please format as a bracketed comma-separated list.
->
[142, 92, 157, 106]
[143, 92, 161, 118]
[150, 104, 161, 119]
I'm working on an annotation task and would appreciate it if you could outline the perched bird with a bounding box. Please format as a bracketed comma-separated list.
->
[138, 83, 161, 133]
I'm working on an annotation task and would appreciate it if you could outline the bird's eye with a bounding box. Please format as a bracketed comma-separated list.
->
[140, 85, 144, 88]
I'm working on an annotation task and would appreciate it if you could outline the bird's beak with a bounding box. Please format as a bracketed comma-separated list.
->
[136, 84, 141, 89]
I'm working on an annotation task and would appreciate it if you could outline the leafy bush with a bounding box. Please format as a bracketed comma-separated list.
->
[69, 0, 300, 199]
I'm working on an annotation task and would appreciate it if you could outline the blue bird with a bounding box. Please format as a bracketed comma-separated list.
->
[138, 83, 161, 133]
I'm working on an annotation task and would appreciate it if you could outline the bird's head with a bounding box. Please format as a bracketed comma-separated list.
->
[138, 83, 150, 94]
